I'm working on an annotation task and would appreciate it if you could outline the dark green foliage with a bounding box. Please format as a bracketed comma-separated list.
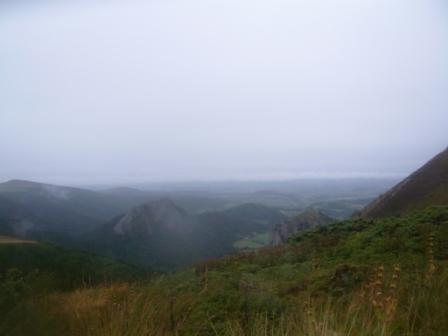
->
[0, 243, 144, 289]
[0, 241, 147, 335]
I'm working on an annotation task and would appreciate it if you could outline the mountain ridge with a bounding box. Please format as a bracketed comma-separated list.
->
[85, 200, 285, 270]
[359, 147, 448, 218]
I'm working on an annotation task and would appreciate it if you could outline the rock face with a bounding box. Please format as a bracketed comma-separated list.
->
[271, 208, 334, 245]
[112, 199, 189, 236]
[359, 147, 448, 219]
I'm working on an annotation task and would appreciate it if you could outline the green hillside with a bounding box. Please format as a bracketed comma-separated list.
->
[0, 242, 143, 287]
[2, 206, 447, 335]
[360, 147, 448, 218]
[0, 239, 147, 335]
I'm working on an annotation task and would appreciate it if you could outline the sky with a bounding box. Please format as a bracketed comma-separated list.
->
[1, 0, 447, 185]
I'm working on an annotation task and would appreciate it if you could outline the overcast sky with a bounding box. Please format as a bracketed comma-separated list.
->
[1, 0, 447, 184]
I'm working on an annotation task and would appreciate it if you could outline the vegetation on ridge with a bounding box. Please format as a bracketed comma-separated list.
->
[360, 147, 448, 218]
[1, 206, 447, 335]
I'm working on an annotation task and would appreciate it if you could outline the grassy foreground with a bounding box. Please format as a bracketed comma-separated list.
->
[2, 206, 448, 335]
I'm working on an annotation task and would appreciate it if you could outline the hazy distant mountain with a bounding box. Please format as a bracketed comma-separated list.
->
[100, 186, 232, 214]
[108, 199, 192, 239]
[0, 180, 143, 240]
[0, 177, 394, 241]
[0, 176, 399, 270]
[359, 147, 448, 218]
[86, 201, 285, 270]
[0, 196, 35, 237]
[121, 179, 397, 212]
[271, 208, 334, 245]
[207, 203, 285, 226]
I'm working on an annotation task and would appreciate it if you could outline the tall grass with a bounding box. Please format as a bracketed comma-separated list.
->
[36, 264, 446, 336]
[4, 209, 447, 335]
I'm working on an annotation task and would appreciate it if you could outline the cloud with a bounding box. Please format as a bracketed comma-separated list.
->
[1, 0, 447, 183]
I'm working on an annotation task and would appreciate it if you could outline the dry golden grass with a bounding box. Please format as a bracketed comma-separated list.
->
[37, 249, 446, 336]
[425, 232, 436, 280]
[47, 281, 201, 336]
[32, 262, 447, 336]
[0, 235, 37, 244]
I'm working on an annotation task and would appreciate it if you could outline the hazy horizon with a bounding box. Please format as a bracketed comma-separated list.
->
[1, 0, 447, 185]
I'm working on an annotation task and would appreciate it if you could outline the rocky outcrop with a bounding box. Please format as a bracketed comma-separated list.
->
[271, 208, 334, 245]
[112, 199, 189, 236]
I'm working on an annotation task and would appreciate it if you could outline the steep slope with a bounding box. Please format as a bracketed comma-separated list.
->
[360, 147, 448, 218]
[111, 199, 189, 236]
[84, 199, 194, 270]
[271, 207, 334, 245]
[86, 201, 285, 270]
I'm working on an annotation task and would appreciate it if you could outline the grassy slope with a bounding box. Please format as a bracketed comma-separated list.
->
[3, 206, 447, 335]
[361, 148, 448, 218]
